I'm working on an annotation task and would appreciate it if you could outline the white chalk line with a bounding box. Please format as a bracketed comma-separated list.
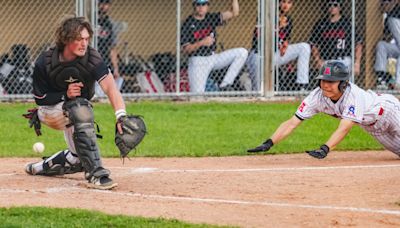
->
[1, 164, 400, 216]
[1, 186, 400, 216]
[109, 164, 400, 174]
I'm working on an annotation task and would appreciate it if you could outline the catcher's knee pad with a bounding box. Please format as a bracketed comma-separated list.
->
[35, 149, 83, 176]
[63, 98, 104, 179]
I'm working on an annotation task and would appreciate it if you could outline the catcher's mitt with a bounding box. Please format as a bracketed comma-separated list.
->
[115, 115, 147, 158]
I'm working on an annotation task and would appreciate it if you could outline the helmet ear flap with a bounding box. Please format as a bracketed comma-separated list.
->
[338, 80, 348, 92]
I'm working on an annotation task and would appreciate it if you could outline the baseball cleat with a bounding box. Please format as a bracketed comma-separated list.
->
[86, 176, 118, 190]
[24, 162, 43, 175]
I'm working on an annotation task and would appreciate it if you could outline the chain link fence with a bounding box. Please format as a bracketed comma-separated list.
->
[0, 0, 398, 100]
[0, 0, 75, 97]
[274, 0, 398, 96]
[98, 0, 258, 97]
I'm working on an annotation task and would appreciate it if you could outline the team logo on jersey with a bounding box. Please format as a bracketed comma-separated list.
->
[65, 76, 79, 84]
[194, 27, 212, 39]
[298, 101, 306, 112]
[323, 67, 331, 76]
[347, 105, 356, 117]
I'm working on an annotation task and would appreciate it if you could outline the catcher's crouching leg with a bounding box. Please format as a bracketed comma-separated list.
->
[25, 149, 83, 176]
[63, 98, 117, 190]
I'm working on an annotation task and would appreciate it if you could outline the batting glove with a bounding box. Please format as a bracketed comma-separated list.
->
[247, 139, 274, 153]
[306, 145, 330, 159]
[22, 108, 42, 136]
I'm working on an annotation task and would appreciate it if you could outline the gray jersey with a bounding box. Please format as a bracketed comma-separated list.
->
[295, 82, 400, 155]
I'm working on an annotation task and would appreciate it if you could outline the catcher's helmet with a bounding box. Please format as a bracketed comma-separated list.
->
[316, 60, 350, 82]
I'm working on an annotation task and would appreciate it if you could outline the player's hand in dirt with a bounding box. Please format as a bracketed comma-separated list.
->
[247, 139, 273, 153]
[306, 145, 330, 159]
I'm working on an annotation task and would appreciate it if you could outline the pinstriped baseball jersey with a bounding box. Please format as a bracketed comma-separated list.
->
[295, 82, 400, 155]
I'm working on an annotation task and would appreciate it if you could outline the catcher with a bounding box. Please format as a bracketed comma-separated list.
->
[248, 60, 400, 159]
[23, 16, 146, 190]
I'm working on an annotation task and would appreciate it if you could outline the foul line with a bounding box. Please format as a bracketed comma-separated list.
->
[1, 187, 400, 216]
[109, 164, 400, 174]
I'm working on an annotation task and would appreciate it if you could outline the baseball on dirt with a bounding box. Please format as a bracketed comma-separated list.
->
[33, 142, 45, 153]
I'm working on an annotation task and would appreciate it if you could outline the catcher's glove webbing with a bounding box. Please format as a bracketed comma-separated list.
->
[23, 108, 42, 136]
[115, 115, 147, 158]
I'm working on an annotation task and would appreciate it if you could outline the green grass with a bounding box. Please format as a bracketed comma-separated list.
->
[0, 101, 384, 226]
[0, 207, 231, 228]
[0, 101, 382, 158]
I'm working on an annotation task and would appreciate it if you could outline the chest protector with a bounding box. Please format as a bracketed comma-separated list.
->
[45, 47, 101, 100]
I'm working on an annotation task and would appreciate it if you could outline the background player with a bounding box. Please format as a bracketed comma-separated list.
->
[247, 60, 400, 159]
[374, 0, 400, 89]
[25, 16, 129, 190]
[95, 0, 122, 97]
[310, 0, 363, 78]
[181, 0, 248, 92]
[247, 0, 311, 91]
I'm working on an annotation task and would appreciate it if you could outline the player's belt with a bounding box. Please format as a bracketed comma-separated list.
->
[369, 107, 384, 126]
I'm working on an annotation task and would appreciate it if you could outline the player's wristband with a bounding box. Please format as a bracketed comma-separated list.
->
[115, 109, 127, 120]
[263, 139, 274, 147]
[320, 144, 330, 154]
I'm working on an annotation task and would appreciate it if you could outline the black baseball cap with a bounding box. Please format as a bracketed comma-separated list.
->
[99, 0, 111, 4]
[193, 0, 209, 6]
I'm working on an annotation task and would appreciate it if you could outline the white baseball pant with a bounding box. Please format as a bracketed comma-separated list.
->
[246, 42, 311, 91]
[374, 16, 400, 85]
[275, 42, 311, 85]
[361, 94, 400, 156]
[374, 41, 400, 84]
[188, 48, 248, 93]
[37, 102, 77, 154]
[246, 49, 261, 91]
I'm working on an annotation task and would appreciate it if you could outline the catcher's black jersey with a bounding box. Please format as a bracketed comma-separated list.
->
[32, 47, 109, 106]
[181, 12, 223, 57]
[309, 16, 362, 60]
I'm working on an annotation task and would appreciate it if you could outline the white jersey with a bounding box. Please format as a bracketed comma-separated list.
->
[295, 82, 400, 155]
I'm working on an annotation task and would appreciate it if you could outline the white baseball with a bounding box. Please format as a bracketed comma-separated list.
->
[33, 142, 45, 153]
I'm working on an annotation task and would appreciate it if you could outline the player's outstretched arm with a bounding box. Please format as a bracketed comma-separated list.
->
[311, 45, 324, 69]
[307, 119, 355, 159]
[99, 73, 126, 114]
[221, 0, 239, 21]
[247, 115, 302, 153]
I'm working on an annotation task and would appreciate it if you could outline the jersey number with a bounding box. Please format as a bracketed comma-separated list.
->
[337, 39, 346, 49]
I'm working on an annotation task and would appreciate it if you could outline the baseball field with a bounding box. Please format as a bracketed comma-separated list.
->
[1, 101, 400, 227]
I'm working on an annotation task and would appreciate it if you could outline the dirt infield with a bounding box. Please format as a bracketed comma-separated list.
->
[1, 151, 400, 227]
